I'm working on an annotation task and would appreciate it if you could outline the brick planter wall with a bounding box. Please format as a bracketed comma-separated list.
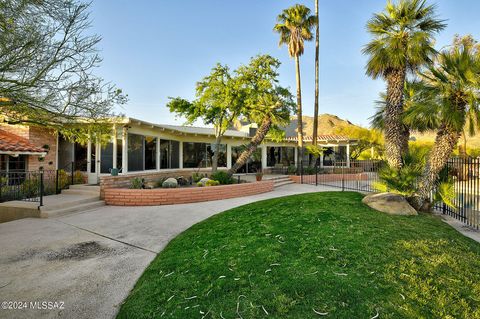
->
[104, 180, 274, 206]
[289, 173, 368, 184]
[100, 168, 227, 199]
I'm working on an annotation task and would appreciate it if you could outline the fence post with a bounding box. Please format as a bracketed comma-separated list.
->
[341, 162, 345, 191]
[315, 161, 318, 186]
[300, 160, 304, 184]
[39, 171, 44, 208]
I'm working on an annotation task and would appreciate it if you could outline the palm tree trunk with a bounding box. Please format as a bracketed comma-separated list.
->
[413, 125, 460, 211]
[295, 55, 304, 166]
[384, 68, 407, 169]
[228, 116, 272, 176]
[312, 0, 319, 147]
[211, 135, 222, 173]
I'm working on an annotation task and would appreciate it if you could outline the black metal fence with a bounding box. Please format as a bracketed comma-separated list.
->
[295, 158, 480, 230]
[0, 162, 85, 207]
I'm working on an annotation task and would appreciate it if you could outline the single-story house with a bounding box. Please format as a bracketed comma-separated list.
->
[1, 118, 356, 184]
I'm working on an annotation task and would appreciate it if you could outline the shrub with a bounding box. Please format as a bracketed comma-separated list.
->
[57, 169, 69, 189]
[73, 170, 84, 184]
[205, 180, 220, 187]
[176, 176, 189, 186]
[155, 177, 167, 188]
[192, 172, 203, 183]
[197, 181, 204, 187]
[287, 165, 297, 175]
[210, 171, 234, 185]
[130, 177, 144, 189]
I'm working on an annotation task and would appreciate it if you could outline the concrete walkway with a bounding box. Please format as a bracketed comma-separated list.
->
[0, 184, 337, 319]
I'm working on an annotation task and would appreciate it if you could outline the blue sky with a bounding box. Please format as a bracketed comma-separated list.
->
[90, 0, 480, 127]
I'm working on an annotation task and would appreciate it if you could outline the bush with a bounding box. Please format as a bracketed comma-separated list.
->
[287, 165, 297, 175]
[192, 172, 204, 183]
[155, 177, 167, 188]
[210, 171, 234, 185]
[130, 177, 144, 189]
[176, 176, 189, 186]
[205, 180, 220, 187]
[57, 169, 69, 189]
[197, 181, 204, 187]
[73, 170, 84, 184]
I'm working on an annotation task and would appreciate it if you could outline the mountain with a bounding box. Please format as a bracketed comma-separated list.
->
[281, 114, 362, 137]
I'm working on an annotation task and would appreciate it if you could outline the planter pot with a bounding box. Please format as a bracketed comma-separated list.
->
[256, 175, 263, 181]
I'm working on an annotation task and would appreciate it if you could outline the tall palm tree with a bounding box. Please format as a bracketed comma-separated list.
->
[363, 0, 445, 169]
[404, 40, 480, 210]
[312, 0, 320, 147]
[274, 4, 317, 165]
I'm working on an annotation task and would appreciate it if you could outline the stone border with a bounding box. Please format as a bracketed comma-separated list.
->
[104, 180, 274, 206]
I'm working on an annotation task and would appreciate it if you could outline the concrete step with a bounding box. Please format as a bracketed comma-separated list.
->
[274, 180, 294, 188]
[68, 184, 100, 192]
[272, 177, 292, 184]
[40, 195, 100, 212]
[61, 189, 100, 196]
[265, 175, 289, 181]
[40, 200, 105, 218]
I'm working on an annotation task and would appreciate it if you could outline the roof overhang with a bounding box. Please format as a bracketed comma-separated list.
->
[0, 151, 47, 157]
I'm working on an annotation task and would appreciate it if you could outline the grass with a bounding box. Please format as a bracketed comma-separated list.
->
[117, 192, 480, 318]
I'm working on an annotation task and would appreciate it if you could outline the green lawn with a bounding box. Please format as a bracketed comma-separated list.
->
[117, 192, 480, 319]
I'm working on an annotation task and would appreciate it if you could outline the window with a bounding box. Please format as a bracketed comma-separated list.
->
[183, 142, 227, 168]
[0, 155, 27, 172]
[160, 139, 180, 169]
[267, 147, 295, 167]
[100, 143, 113, 174]
[128, 134, 144, 172]
[231, 146, 261, 173]
[145, 137, 157, 170]
[116, 138, 123, 171]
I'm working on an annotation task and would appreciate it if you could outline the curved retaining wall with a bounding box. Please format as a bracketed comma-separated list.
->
[104, 180, 274, 206]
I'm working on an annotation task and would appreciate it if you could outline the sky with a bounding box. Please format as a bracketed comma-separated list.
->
[89, 0, 480, 127]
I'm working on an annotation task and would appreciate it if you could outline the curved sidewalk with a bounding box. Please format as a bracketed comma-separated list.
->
[0, 184, 338, 319]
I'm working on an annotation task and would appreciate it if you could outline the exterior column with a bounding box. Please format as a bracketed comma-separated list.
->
[261, 145, 267, 169]
[87, 139, 92, 174]
[112, 127, 117, 169]
[96, 142, 101, 174]
[122, 127, 128, 174]
[294, 147, 298, 167]
[179, 141, 183, 169]
[156, 137, 160, 170]
[346, 144, 350, 167]
[226, 144, 232, 169]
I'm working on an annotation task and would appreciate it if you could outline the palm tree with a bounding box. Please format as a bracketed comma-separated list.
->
[404, 40, 480, 210]
[274, 4, 317, 165]
[312, 0, 320, 147]
[363, 0, 445, 169]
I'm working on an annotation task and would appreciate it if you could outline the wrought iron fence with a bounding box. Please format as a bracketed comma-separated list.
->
[294, 158, 480, 230]
[0, 162, 85, 206]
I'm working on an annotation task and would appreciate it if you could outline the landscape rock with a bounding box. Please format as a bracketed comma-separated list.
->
[162, 178, 178, 188]
[362, 192, 418, 216]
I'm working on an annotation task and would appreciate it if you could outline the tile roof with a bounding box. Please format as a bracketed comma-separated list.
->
[0, 129, 47, 154]
[284, 135, 354, 142]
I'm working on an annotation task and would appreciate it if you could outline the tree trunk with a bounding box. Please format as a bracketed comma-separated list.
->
[295, 55, 304, 166]
[228, 116, 271, 176]
[412, 125, 461, 211]
[384, 68, 408, 169]
[211, 135, 222, 173]
[312, 0, 319, 147]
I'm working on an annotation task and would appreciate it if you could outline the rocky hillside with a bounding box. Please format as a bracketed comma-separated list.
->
[281, 114, 362, 137]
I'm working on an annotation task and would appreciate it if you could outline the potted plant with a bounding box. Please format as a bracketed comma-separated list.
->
[255, 170, 263, 182]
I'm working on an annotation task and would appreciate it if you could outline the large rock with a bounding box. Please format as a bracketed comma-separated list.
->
[362, 192, 418, 216]
[162, 177, 178, 188]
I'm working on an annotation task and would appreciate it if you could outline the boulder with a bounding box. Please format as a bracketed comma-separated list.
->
[162, 177, 178, 188]
[362, 192, 417, 216]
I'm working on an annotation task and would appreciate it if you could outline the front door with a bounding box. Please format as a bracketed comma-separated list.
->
[87, 143, 100, 184]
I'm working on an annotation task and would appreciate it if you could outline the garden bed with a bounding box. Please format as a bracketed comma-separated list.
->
[104, 180, 274, 206]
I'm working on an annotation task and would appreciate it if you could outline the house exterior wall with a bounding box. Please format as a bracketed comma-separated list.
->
[0, 124, 58, 171]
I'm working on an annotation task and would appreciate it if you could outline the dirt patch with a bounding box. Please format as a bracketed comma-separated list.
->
[45, 241, 113, 261]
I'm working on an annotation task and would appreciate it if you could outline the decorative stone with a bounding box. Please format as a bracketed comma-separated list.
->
[162, 178, 178, 188]
[362, 192, 418, 216]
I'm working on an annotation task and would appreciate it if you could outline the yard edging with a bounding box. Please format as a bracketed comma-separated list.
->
[104, 180, 274, 206]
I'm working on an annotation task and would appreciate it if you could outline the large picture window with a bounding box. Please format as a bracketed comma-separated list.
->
[183, 142, 226, 168]
[160, 139, 180, 169]
[145, 137, 157, 170]
[100, 143, 113, 174]
[267, 147, 295, 167]
[128, 133, 144, 172]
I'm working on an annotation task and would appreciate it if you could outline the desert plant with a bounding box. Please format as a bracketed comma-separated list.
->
[205, 180, 220, 187]
[57, 169, 69, 189]
[192, 172, 203, 183]
[130, 177, 144, 189]
[210, 171, 234, 185]
[162, 178, 178, 188]
[73, 170, 84, 184]
[197, 181, 204, 187]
